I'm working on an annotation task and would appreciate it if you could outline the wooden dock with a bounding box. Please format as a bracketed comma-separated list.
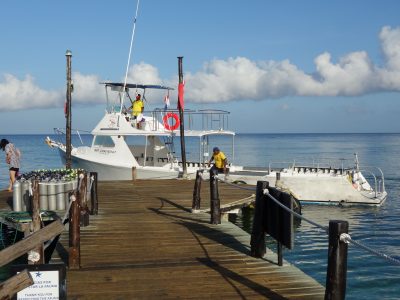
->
[1, 180, 325, 299]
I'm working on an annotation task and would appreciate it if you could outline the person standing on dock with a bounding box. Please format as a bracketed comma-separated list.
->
[0, 139, 21, 192]
[209, 147, 228, 176]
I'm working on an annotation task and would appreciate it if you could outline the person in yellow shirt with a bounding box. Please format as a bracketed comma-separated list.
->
[208, 147, 228, 175]
[130, 94, 144, 128]
[131, 94, 144, 118]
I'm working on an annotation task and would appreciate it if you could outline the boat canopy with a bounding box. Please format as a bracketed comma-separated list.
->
[101, 82, 174, 91]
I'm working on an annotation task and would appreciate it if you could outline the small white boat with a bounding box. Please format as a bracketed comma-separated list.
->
[46, 82, 387, 206]
[222, 154, 387, 206]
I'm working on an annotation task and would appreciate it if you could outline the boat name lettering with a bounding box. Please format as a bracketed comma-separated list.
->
[94, 148, 116, 154]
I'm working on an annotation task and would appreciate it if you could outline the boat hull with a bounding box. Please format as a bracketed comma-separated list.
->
[56, 149, 386, 205]
[59, 149, 179, 181]
[225, 170, 387, 205]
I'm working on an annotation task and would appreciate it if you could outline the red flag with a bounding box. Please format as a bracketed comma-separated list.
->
[64, 101, 67, 118]
[178, 80, 184, 110]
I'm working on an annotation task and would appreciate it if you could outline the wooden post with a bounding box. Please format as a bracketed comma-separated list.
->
[90, 172, 98, 215]
[29, 180, 44, 265]
[277, 242, 283, 266]
[192, 170, 203, 211]
[0, 269, 34, 299]
[209, 168, 220, 224]
[275, 172, 281, 187]
[65, 50, 73, 169]
[132, 167, 137, 181]
[325, 220, 349, 300]
[250, 181, 269, 257]
[69, 189, 81, 269]
[177, 56, 187, 178]
[276, 188, 283, 266]
[79, 172, 90, 227]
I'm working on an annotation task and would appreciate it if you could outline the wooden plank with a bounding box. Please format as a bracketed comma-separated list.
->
[60, 180, 325, 299]
[0, 220, 65, 267]
[0, 269, 34, 299]
[2, 179, 325, 299]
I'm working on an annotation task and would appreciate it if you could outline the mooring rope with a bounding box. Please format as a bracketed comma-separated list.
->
[340, 234, 400, 266]
[264, 189, 400, 265]
[214, 174, 258, 191]
[214, 175, 400, 266]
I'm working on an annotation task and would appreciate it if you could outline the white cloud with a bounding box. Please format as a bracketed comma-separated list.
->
[126, 62, 162, 85]
[72, 72, 104, 104]
[0, 74, 61, 110]
[1, 26, 400, 111]
[184, 26, 400, 102]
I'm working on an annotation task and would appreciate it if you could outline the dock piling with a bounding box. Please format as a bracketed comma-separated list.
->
[69, 189, 81, 269]
[79, 172, 89, 227]
[209, 168, 221, 224]
[30, 180, 44, 265]
[89, 172, 98, 215]
[325, 220, 349, 300]
[192, 170, 203, 211]
[250, 181, 269, 257]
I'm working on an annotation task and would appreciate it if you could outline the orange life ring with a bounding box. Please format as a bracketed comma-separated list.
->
[163, 113, 180, 131]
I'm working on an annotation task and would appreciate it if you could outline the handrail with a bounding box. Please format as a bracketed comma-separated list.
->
[150, 108, 231, 132]
[359, 169, 377, 198]
[53, 128, 91, 146]
[360, 165, 386, 193]
[215, 176, 399, 266]
[268, 161, 295, 173]
[268, 158, 356, 173]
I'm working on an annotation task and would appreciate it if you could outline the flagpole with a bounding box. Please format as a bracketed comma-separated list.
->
[177, 56, 187, 177]
[65, 50, 72, 170]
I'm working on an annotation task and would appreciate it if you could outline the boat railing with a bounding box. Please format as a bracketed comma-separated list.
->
[268, 158, 355, 174]
[268, 161, 296, 173]
[149, 108, 231, 132]
[53, 128, 91, 146]
[359, 169, 378, 197]
[360, 166, 386, 194]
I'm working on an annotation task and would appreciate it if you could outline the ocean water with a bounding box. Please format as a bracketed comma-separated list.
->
[1, 133, 399, 299]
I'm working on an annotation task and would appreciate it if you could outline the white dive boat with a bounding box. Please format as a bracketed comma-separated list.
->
[46, 82, 387, 206]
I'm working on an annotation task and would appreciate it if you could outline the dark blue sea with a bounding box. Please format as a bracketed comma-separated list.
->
[1, 133, 399, 299]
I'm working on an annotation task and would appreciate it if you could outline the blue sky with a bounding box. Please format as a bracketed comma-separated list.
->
[1, 0, 400, 134]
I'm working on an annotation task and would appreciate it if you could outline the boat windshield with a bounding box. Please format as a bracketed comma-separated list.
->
[93, 136, 115, 148]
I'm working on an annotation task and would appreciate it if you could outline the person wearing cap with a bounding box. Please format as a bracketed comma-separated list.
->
[208, 147, 228, 175]
[130, 94, 144, 128]
[0, 139, 21, 192]
[131, 94, 144, 118]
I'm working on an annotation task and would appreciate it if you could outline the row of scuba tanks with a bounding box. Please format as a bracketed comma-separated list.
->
[13, 169, 82, 212]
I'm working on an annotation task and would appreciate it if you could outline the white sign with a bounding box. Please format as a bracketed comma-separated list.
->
[17, 270, 59, 300]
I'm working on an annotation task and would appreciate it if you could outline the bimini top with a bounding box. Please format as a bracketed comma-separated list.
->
[101, 82, 174, 91]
